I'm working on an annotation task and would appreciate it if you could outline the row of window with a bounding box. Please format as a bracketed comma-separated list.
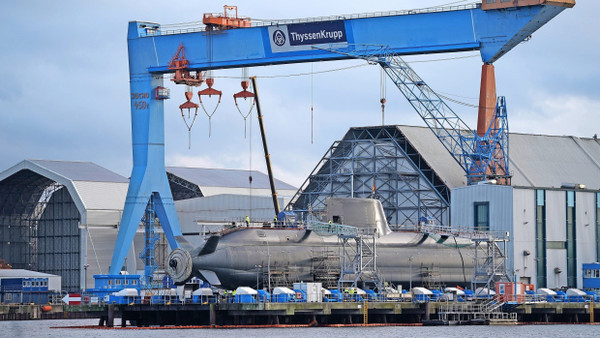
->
[584, 269, 600, 279]
[106, 279, 138, 286]
[22, 280, 48, 288]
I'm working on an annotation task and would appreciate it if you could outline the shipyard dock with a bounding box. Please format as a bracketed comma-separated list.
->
[90, 301, 598, 327]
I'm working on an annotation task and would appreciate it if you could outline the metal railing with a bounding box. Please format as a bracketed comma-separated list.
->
[418, 223, 509, 240]
[140, 3, 480, 38]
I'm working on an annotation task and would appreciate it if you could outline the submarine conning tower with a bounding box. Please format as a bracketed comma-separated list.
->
[326, 197, 392, 237]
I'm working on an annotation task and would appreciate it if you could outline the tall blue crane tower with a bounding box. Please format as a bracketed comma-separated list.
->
[109, 1, 575, 275]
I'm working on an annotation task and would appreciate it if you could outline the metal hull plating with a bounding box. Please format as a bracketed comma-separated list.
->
[184, 228, 474, 289]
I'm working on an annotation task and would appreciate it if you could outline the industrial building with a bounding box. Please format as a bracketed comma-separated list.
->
[0, 160, 296, 291]
[1, 125, 597, 292]
[292, 125, 600, 290]
[0, 269, 61, 305]
[167, 167, 297, 246]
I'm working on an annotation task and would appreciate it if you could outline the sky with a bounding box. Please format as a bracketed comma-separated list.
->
[0, 0, 598, 188]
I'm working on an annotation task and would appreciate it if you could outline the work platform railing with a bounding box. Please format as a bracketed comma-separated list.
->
[417, 223, 509, 241]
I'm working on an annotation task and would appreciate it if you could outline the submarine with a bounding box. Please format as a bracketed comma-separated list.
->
[167, 198, 475, 290]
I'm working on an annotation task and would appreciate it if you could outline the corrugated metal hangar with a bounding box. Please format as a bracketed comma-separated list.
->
[0, 125, 598, 292]
[0, 160, 297, 291]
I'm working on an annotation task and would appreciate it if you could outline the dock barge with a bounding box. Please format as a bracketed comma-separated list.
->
[100, 300, 597, 327]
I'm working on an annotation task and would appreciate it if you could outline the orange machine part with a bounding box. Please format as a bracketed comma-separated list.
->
[168, 44, 204, 86]
[476, 63, 497, 137]
[198, 78, 223, 99]
[180, 91, 199, 110]
[203, 5, 251, 30]
[233, 80, 255, 99]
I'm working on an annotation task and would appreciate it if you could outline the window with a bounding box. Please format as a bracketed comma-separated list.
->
[547, 241, 566, 250]
[566, 191, 577, 288]
[536, 190, 547, 288]
[108, 280, 113, 286]
[474, 202, 490, 231]
[116, 279, 122, 286]
[132, 280, 138, 285]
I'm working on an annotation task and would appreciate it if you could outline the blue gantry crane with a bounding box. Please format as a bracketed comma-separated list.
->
[109, 1, 575, 275]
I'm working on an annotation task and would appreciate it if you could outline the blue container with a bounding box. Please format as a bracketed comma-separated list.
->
[325, 290, 343, 302]
[1, 279, 23, 292]
[192, 295, 216, 304]
[257, 290, 270, 302]
[555, 291, 567, 301]
[22, 292, 49, 304]
[365, 289, 378, 301]
[414, 294, 430, 302]
[430, 290, 443, 301]
[567, 295, 586, 303]
[109, 295, 137, 305]
[585, 291, 599, 302]
[272, 293, 293, 303]
[292, 289, 306, 302]
[235, 294, 256, 303]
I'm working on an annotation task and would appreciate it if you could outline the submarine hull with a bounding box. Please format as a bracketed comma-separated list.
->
[168, 227, 474, 290]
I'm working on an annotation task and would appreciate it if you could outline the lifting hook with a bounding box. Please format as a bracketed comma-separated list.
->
[197, 76, 222, 137]
[233, 70, 256, 138]
[179, 88, 199, 149]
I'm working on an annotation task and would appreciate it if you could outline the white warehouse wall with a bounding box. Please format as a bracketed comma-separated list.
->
[545, 191, 566, 242]
[547, 248, 568, 288]
[451, 185, 599, 289]
[451, 185, 514, 230]
[451, 184, 514, 275]
[576, 191, 598, 289]
[512, 189, 536, 285]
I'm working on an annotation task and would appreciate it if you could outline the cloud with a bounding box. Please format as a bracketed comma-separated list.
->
[168, 154, 227, 169]
[0, 0, 596, 183]
[511, 93, 600, 137]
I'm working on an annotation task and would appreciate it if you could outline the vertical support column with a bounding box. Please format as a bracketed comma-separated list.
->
[209, 303, 216, 327]
[107, 304, 114, 327]
[109, 22, 183, 275]
[477, 63, 497, 137]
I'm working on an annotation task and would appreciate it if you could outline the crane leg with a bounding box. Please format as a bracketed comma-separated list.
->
[109, 73, 182, 275]
[477, 63, 497, 137]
